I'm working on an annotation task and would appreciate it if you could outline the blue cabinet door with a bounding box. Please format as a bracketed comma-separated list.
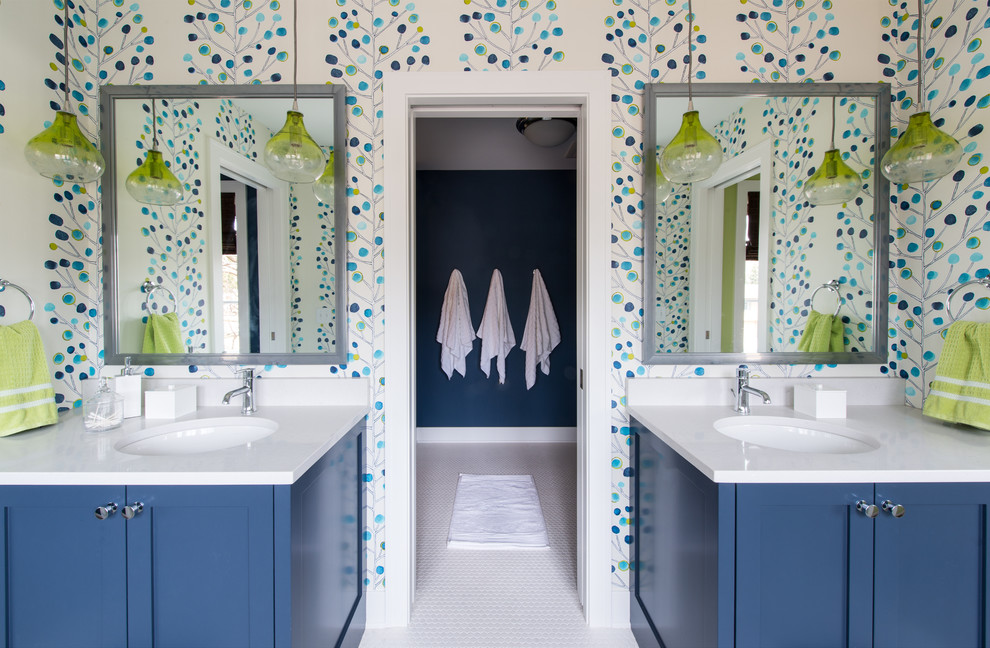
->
[0, 485, 127, 648]
[124, 485, 274, 648]
[735, 483, 875, 648]
[873, 483, 990, 648]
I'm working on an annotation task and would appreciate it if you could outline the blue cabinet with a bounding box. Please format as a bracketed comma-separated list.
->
[631, 419, 990, 648]
[0, 419, 365, 648]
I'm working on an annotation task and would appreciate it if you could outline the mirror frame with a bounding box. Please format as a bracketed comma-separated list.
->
[643, 82, 891, 365]
[100, 84, 348, 366]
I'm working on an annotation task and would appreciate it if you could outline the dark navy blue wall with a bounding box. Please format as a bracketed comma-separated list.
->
[415, 170, 576, 428]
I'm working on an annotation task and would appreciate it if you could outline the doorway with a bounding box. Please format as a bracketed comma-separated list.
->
[382, 72, 613, 628]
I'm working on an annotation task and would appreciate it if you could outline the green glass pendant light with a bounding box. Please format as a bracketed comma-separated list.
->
[803, 96, 862, 206]
[125, 98, 184, 206]
[655, 152, 674, 205]
[263, 0, 324, 183]
[881, 0, 962, 184]
[313, 150, 336, 205]
[659, 0, 722, 184]
[24, 1, 105, 183]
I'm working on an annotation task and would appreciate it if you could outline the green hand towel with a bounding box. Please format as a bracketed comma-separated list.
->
[797, 310, 845, 353]
[923, 321, 990, 431]
[0, 320, 58, 437]
[142, 312, 185, 354]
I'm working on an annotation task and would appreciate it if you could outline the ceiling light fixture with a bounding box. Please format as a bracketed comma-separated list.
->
[125, 98, 184, 206]
[659, 0, 722, 184]
[881, 0, 962, 184]
[24, 1, 105, 183]
[803, 96, 862, 206]
[515, 117, 576, 148]
[263, 0, 324, 183]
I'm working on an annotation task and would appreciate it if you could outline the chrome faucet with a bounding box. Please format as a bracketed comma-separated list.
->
[222, 368, 257, 415]
[732, 365, 771, 415]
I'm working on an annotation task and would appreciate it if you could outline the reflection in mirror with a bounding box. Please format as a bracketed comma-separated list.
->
[101, 85, 347, 365]
[644, 83, 890, 364]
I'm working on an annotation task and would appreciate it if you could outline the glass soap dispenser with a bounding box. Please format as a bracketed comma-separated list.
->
[84, 377, 124, 432]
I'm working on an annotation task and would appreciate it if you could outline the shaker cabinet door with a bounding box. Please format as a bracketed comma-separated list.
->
[0, 485, 128, 648]
[873, 483, 990, 648]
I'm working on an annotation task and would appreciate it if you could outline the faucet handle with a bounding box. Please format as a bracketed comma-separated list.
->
[236, 367, 255, 379]
[736, 365, 750, 380]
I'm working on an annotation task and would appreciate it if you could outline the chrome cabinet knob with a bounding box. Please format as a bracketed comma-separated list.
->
[855, 500, 879, 518]
[881, 500, 906, 518]
[94, 503, 118, 520]
[122, 502, 144, 519]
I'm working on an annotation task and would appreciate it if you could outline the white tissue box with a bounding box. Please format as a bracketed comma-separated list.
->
[793, 384, 846, 419]
[144, 385, 197, 419]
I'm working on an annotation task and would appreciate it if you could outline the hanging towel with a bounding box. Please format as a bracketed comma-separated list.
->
[520, 269, 561, 390]
[923, 322, 990, 431]
[0, 321, 58, 437]
[142, 312, 184, 354]
[797, 310, 844, 353]
[477, 269, 516, 384]
[436, 269, 476, 379]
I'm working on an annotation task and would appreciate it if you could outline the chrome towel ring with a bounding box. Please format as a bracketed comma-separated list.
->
[0, 278, 36, 321]
[810, 279, 842, 318]
[142, 280, 178, 314]
[946, 277, 990, 318]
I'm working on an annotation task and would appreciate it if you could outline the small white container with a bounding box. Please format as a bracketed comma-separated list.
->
[112, 374, 144, 419]
[144, 385, 197, 419]
[793, 383, 847, 419]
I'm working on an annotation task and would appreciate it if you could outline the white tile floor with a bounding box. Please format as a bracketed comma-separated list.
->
[359, 443, 638, 648]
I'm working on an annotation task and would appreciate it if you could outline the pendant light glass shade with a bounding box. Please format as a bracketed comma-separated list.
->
[263, 110, 325, 183]
[125, 150, 184, 206]
[313, 151, 336, 205]
[655, 156, 674, 205]
[659, 111, 723, 183]
[24, 111, 105, 183]
[803, 149, 861, 206]
[881, 111, 962, 184]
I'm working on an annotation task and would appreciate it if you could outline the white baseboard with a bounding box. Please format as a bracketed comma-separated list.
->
[611, 589, 630, 628]
[416, 427, 577, 444]
[365, 589, 386, 628]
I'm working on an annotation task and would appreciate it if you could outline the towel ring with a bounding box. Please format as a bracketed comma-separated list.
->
[810, 280, 842, 318]
[0, 278, 35, 321]
[142, 280, 177, 314]
[946, 277, 990, 318]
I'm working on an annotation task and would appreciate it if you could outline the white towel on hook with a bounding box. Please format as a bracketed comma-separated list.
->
[477, 269, 516, 384]
[520, 269, 561, 390]
[436, 269, 476, 379]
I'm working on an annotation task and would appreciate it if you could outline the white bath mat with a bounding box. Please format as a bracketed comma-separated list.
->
[447, 473, 550, 549]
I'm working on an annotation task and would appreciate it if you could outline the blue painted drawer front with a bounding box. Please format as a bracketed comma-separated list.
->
[735, 483, 875, 648]
[125, 485, 274, 648]
[0, 486, 128, 648]
[873, 483, 990, 648]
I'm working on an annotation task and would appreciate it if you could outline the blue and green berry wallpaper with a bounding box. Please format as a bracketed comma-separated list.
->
[0, 0, 987, 598]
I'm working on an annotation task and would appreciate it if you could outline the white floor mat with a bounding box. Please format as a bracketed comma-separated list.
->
[447, 473, 550, 549]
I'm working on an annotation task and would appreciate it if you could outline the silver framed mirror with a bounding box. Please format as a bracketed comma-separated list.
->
[643, 82, 890, 365]
[100, 84, 347, 365]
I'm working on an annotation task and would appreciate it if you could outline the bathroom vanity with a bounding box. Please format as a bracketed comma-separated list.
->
[627, 377, 990, 648]
[0, 381, 368, 648]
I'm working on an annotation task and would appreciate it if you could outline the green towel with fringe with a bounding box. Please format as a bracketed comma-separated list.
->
[797, 310, 844, 352]
[142, 312, 184, 353]
[923, 321, 990, 431]
[0, 320, 58, 437]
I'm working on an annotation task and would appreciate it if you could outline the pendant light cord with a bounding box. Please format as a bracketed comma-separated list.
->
[687, 0, 694, 111]
[62, 1, 69, 111]
[292, 0, 299, 111]
[830, 95, 836, 149]
[151, 97, 159, 150]
[916, 0, 924, 112]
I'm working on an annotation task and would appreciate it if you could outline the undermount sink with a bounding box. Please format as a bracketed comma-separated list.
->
[713, 416, 879, 454]
[114, 417, 278, 456]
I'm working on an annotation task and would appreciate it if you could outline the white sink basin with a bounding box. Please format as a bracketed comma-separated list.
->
[114, 417, 277, 456]
[713, 416, 879, 454]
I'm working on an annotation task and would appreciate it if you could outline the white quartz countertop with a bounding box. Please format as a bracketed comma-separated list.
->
[627, 377, 990, 484]
[0, 378, 371, 486]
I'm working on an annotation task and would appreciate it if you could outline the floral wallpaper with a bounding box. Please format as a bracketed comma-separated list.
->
[0, 0, 987, 599]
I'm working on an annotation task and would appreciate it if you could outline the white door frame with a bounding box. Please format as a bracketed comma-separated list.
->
[383, 71, 612, 628]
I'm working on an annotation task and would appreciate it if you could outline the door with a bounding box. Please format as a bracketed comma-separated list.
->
[735, 483, 875, 647]
[873, 483, 990, 648]
[0, 486, 127, 648]
[125, 485, 274, 648]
